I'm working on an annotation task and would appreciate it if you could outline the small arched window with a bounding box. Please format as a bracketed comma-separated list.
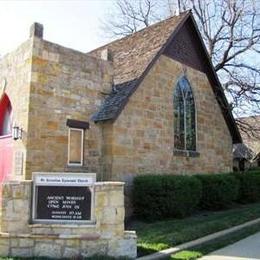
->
[173, 76, 196, 151]
[0, 94, 12, 136]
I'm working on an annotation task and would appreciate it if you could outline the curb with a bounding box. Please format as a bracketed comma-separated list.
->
[137, 217, 260, 260]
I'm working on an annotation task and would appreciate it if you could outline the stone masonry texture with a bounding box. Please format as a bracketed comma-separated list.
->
[0, 181, 137, 258]
[25, 37, 113, 180]
[104, 56, 233, 213]
[105, 55, 233, 183]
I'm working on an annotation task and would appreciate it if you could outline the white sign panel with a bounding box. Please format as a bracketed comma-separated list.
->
[33, 172, 96, 186]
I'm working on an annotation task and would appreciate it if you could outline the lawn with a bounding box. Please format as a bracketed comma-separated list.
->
[1, 203, 260, 260]
[131, 202, 260, 256]
[169, 222, 260, 259]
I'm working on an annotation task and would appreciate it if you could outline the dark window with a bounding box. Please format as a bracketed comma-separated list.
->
[174, 76, 196, 151]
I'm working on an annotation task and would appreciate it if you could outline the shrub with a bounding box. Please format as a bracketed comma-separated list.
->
[233, 172, 260, 203]
[246, 168, 260, 175]
[196, 174, 239, 210]
[133, 175, 202, 220]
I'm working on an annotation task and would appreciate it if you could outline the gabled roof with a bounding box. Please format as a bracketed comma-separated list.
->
[89, 11, 242, 144]
[233, 143, 255, 161]
[88, 12, 187, 85]
[91, 79, 138, 122]
[89, 12, 188, 124]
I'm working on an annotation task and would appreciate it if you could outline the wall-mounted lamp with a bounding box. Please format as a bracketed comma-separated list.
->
[12, 125, 23, 140]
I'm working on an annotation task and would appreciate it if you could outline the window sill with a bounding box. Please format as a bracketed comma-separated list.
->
[64, 165, 89, 172]
[173, 149, 200, 157]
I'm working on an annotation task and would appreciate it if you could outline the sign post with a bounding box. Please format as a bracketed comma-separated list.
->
[32, 172, 96, 224]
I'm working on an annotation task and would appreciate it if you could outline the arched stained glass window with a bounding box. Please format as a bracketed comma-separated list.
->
[0, 94, 12, 136]
[174, 76, 196, 151]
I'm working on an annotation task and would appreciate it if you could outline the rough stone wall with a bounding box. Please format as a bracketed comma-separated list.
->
[0, 181, 32, 234]
[25, 37, 113, 180]
[100, 122, 114, 181]
[110, 55, 233, 185]
[0, 39, 33, 179]
[0, 181, 137, 258]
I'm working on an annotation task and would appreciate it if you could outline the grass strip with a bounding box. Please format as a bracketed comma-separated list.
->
[132, 202, 260, 256]
[169, 222, 260, 260]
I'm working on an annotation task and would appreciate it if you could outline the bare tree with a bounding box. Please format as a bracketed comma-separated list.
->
[102, 0, 260, 139]
[101, 0, 163, 37]
[182, 0, 260, 138]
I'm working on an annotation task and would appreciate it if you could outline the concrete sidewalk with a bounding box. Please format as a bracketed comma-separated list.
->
[200, 231, 260, 260]
[137, 218, 260, 260]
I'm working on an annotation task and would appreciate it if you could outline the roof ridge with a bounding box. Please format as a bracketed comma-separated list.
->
[87, 10, 190, 54]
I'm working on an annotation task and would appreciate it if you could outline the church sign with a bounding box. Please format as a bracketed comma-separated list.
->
[32, 172, 96, 224]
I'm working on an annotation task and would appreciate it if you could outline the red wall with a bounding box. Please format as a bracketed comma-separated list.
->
[0, 94, 13, 187]
[0, 136, 13, 182]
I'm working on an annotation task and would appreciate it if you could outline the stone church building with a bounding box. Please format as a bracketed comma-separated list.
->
[0, 11, 241, 192]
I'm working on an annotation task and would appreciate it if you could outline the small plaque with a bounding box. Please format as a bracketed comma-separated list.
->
[32, 172, 96, 224]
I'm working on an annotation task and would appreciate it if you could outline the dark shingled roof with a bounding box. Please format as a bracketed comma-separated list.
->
[91, 79, 138, 121]
[88, 12, 187, 85]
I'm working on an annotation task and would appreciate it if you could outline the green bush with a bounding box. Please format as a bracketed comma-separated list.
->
[133, 175, 202, 220]
[233, 172, 260, 203]
[196, 174, 239, 210]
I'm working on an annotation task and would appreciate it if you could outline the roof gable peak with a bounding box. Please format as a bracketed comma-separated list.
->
[91, 11, 241, 144]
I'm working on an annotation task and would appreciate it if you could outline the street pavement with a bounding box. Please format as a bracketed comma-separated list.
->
[200, 232, 260, 260]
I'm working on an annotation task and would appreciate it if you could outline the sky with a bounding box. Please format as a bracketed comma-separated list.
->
[0, 0, 116, 56]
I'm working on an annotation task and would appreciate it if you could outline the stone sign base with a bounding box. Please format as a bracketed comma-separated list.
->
[0, 180, 137, 258]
